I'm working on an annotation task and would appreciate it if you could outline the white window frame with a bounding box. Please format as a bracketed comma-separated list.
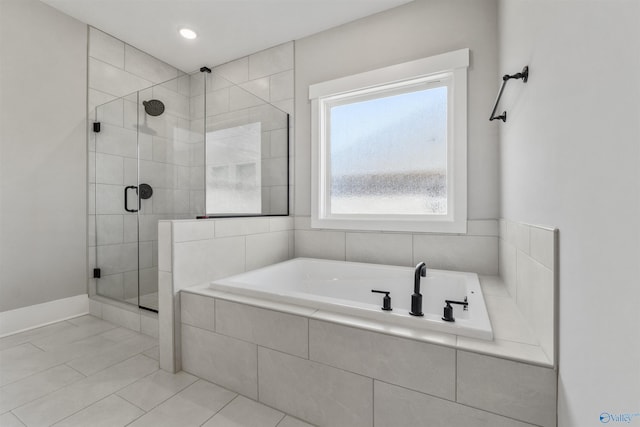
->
[309, 48, 469, 233]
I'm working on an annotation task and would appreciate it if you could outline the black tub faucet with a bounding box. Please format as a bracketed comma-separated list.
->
[410, 262, 426, 316]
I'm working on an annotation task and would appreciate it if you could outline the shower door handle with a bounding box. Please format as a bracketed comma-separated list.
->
[124, 186, 140, 213]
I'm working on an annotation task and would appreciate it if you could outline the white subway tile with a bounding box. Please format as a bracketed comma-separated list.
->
[270, 70, 294, 102]
[158, 222, 172, 273]
[89, 58, 153, 98]
[97, 243, 138, 275]
[95, 153, 124, 185]
[96, 97, 124, 127]
[181, 324, 258, 399]
[413, 235, 498, 275]
[246, 231, 290, 271]
[124, 45, 178, 84]
[485, 295, 538, 345]
[516, 252, 555, 362]
[102, 304, 141, 332]
[88, 299, 102, 318]
[249, 43, 293, 80]
[457, 351, 556, 427]
[467, 219, 499, 236]
[206, 88, 230, 116]
[456, 337, 551, 367]
[95, 124, 137, 158]
[294, 216, 311, 230]
[140, 314, 159, 339]
[181, 292, 215, 331]
[270, 186, 289, 215]
[240, 77, 270, 101]
[515, 223, 530, 254]
[173, 220, 215, 242]
[530, 226, 555, 270]
[96, 215, 124, 245]
[271, 98, 294, 115]
[258, 347, 372, 427]
[95, 185, 126, 215]
[269, 216, 293, 232]
[89, 28, 125, 68]
[375, 380, 537, 427]
[270, 128, 289, 157]
[173, 237, 246, 288]
[215, 218, 269, 237]
[229, 86, 265, 110]
[499, 240, 517, 299]
[294, 230, 345, 260]
[88, 90, 117, 118]
[345, 232, 412, 267]
[310, 320, 455, 399]
[214, 57, 249, 84]
[216, 300, 308, 358]
[158, 271, 174, 372]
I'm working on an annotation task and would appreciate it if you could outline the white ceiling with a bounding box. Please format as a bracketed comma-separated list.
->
[41, 0, 413, 72]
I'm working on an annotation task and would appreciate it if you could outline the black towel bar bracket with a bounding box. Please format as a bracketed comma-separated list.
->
[489, 66, 529, 122]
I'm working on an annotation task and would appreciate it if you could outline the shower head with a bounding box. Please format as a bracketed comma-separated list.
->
[142, 99, 165, 117]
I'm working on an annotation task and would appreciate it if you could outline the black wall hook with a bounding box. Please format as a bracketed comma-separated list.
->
[489, 66, 529, 122]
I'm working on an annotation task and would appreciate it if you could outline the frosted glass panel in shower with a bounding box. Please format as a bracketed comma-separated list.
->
[206, 122, 262, 214]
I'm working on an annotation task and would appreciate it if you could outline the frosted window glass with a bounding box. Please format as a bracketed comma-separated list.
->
[329, 86, 447, 215]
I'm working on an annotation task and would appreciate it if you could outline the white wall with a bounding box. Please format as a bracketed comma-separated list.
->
[0, 0, 87, 312]
[295, 0, 500, 219]
[498, 1, 640, 426]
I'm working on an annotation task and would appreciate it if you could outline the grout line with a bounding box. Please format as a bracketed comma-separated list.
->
[274, 413, 287, 426]
[256, 344, 260, 402]
[375, 379, 545, 426]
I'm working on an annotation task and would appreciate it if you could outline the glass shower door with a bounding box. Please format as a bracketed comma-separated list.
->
[92, 92, 141, 307]
[135, 76, 193, 311]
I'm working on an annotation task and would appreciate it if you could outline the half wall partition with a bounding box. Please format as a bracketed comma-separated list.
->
[89, 69, 289, 311]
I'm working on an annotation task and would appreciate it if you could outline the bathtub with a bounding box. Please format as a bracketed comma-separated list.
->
[209, 258, 493, 340]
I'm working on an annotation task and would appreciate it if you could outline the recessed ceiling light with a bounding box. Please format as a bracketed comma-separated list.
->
[179, 28, 197, 40]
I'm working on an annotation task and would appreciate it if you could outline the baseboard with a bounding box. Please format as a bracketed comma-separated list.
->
[0, 294, 89, 338]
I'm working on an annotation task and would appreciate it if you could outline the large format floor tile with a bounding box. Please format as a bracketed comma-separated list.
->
[12, 354, 158, 427]
[116, 370, 198, 411]
[51, 394, 144, 427]
[202, 395, 285, 427]
[127, 380, 236, 427]
[1, 315, 315, 427]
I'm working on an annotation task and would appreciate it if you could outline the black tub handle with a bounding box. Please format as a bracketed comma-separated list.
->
[124, 186, 139, 212]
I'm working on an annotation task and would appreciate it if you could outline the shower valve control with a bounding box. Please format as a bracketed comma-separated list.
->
[371, 290, 392, 311]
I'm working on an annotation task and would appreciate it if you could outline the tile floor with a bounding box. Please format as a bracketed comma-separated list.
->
[0, 315, 313, 427]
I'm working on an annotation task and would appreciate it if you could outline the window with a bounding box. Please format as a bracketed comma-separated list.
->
[309, 49, 469, 233]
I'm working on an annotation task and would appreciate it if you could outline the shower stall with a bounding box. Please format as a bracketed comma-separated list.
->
[89, 69, 289, 312]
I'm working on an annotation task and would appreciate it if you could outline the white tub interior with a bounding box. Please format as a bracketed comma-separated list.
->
[209, 258, 493, 340]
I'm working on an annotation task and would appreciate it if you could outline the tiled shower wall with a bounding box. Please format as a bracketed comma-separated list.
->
[87, 27, 191, 303]
[196, 42, 294, 215]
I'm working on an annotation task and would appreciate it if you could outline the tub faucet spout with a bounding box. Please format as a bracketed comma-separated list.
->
[410, 262, 426, 317]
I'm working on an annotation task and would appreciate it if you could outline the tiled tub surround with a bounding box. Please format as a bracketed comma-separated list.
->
[498, 219, 558, 364]
[180, 277, 557, 427]
[293, 217, 500, 275]
[158, 216, 294, 372]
